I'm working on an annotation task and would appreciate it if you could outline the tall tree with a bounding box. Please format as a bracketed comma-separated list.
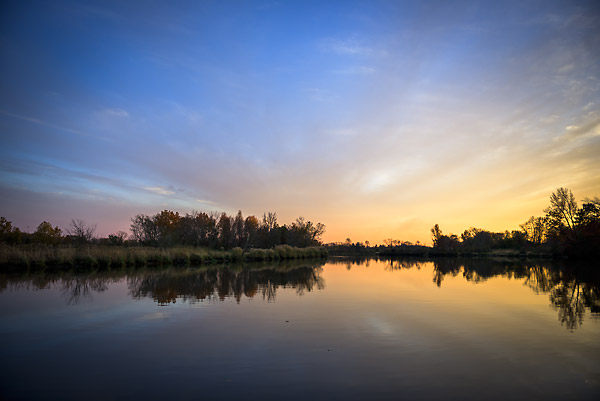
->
[244, 215, 259, 248]
[217, 213, 233, 249]
[431, 224, 442, 247]
[154, 210, 181, 246]
[544, 187, 578, 238]
[233, 210, 245, 247]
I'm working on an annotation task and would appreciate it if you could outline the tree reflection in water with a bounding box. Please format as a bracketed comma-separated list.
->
[428, 258, 600, 331]
[0, 259, 326, 306]
[128, 262, 325, 305]
[327, 257, 600, 331]
[1, 257, 598, 330]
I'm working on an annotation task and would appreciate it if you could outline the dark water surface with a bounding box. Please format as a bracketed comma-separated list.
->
[1, 258, 599, 400]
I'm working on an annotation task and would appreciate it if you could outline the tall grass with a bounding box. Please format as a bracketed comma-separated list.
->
[0, 244, 328, 272]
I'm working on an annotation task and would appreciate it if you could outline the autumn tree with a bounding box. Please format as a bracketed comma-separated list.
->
[154, 210, 181, 246]
[34, 221, 63, 245]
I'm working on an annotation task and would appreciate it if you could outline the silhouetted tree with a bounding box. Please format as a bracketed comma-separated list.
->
[34, 221, 62, 245]
[233, 210, 245, 247]
[431, 224, 442, 247]
[520, 216, 548, 245]
[288, 217, 325, 247]
[154, 210, 181, 246]
[107, 231, 127, 246]
[576, 202, 600, 227]
[0, 217, 22, 244]
[178, 211, 218, 247]
[130, 214, 159, 245]
[545, 187, 578, 239]
[217, 212, 233, 249]
[68, 219, 96, 245]
[244, 215, 259, 248]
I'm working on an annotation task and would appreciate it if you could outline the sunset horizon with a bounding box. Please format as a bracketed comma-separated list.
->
[1, 0, 599, 245]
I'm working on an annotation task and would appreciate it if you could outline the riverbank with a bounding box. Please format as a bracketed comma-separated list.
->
[0, 244, 328, 272]
[327, 246, 555, 259]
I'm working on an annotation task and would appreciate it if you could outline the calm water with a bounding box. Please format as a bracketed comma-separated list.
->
[1, 258, 599, 400]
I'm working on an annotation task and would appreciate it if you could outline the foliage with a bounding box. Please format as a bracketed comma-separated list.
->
[129, 209, 326, 249]
[34, 221, 63, 245]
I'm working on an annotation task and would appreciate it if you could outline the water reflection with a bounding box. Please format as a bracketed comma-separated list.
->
[0, 259, 326, 306]
[328, 257, 600, 331]
[2, 257, 599, 330]
[428, 258, 600, 330]
[129, 262, 325, 305]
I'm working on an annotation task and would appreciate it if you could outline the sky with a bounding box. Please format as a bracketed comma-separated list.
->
[1, 0, 599, 244]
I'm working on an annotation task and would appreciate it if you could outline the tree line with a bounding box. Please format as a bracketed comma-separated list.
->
[129, 210, 325, 249]
[0, 210, 326, 250]
[0, 218, 98, 246]
[430, 187, 600, 258]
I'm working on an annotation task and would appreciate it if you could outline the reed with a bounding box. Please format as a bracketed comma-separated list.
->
[0, 244, 328, 272]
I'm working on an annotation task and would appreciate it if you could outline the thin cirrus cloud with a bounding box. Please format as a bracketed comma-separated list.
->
[0, 0, 599, 243]
[319, 38, 388, 57]
[143, 186, 176, 196]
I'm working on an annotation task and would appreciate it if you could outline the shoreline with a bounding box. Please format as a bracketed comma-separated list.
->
[0, 244, 328, 273]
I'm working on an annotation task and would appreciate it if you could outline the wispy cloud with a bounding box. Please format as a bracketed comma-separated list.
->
[0, 110, 111, 142]
[562, 117, 600, 141]
[195, 199, 217, 205]
[319, 38, 387, 57]
[143, 186, 176, 195]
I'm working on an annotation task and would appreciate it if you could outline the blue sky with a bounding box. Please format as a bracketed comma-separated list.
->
[1, 0, 599, 243]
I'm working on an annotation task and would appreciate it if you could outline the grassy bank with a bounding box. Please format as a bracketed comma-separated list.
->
[0, 244, 328, 272]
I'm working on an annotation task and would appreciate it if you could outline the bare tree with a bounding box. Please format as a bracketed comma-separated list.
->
[262, 212, 278, 231]
[68, 219, 96, 244]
